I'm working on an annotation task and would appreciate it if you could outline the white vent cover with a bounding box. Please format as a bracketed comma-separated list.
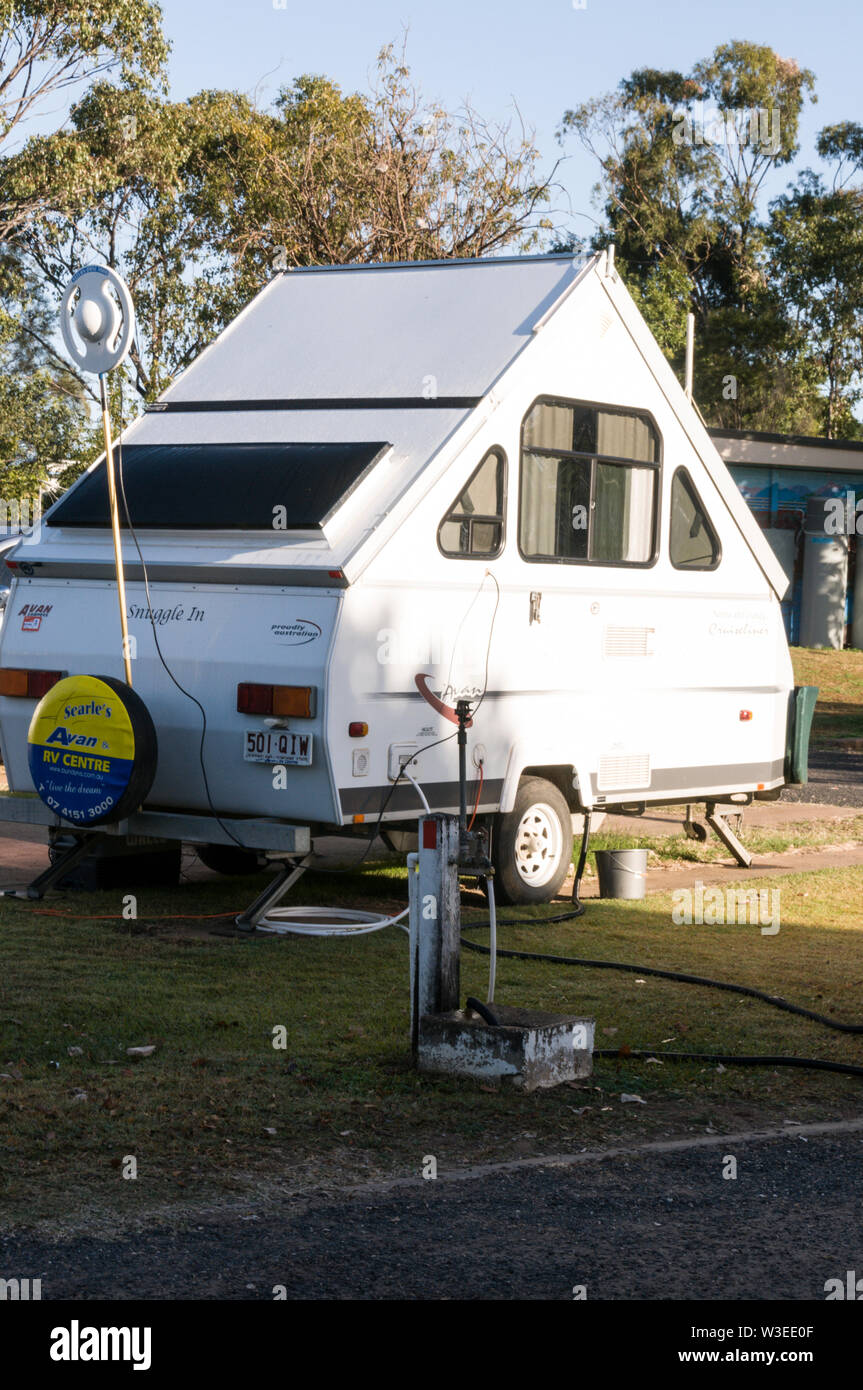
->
[603, 626, 655, 658]
[597, 753, 651, 791]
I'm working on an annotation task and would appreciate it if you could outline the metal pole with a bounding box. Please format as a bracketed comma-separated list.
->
[457, 700, 469, 833]
[684, 312, 695, 401]
[409, 815, 461, 1055]
[99, 372, 133, 686]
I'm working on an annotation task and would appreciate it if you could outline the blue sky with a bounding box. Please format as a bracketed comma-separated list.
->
[160, 0, 863, 240]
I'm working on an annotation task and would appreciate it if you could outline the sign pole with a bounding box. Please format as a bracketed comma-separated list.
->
[60, 263, 137, 689]
[99, 372, 133, 687]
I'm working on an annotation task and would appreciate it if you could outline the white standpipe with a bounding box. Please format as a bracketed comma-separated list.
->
[486, 877, 497, 1005]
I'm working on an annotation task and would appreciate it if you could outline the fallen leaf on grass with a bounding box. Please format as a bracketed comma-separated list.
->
[620, 1093, 646, 1104]
[126, 1046, 156, 1058]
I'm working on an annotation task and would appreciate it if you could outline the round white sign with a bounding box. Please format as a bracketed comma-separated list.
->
[60, 265, 135, 375]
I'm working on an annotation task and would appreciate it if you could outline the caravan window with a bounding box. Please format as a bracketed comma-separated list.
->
[670, 468, 721, 570]
[438, 448, 506, 558]
[519, 398, 659, 566]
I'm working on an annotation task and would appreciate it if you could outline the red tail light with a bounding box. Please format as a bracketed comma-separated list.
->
[237, 683, 316, 718]
[0, 668, 64, 698]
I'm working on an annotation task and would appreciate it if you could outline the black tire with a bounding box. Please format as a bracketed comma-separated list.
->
[491, 776, 573, 905]
[196, 843, 262, 876]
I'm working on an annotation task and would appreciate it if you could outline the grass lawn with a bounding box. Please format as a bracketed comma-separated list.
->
[2, 860, 863, 1235]
[791, 646, 863, 744]
[588, 812, 863, 867]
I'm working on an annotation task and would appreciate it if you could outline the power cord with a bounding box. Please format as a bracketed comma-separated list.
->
[114, 417, 252, 850]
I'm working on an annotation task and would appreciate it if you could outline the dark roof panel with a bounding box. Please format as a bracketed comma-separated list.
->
[47, 441, 390, 531]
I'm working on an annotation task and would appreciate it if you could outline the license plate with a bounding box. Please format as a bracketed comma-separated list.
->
[243, 729, 313, 765]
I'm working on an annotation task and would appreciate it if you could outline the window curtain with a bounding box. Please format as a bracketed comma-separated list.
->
[596, 411, 655, 462]
[520, 452, 561, 554]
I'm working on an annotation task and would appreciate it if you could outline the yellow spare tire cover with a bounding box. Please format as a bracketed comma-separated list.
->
[27, 674, 157, 826]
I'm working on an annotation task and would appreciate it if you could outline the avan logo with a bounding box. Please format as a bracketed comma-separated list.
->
[46, 727, 98, 749]
[19, 602, 52, 632]
[271, 618, 322, 646]
[50, 1320, 151, 1370]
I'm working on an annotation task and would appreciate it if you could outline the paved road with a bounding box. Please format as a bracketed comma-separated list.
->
[4, 1124, 862, 1300]
[783, 751, 863, 808]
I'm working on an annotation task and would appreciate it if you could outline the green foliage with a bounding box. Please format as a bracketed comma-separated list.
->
[769, 168, 863, 437]
[0, 1, 167, 238]
[4, 46, 556, 418]
[0, 255, 97, 501]
[0, 0, 168, 497]
[559, 40, 835, 434]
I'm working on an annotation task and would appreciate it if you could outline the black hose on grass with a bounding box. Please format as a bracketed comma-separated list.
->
[459, 936, 863, 1035]
[594, 1050, 863, 1079]
[460, 931, 863, 1078]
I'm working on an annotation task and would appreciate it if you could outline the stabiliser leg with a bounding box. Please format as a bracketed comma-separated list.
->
[235, 859, 308, 932]
[0, 832, 107, 901]
[705, 802, 752, 868]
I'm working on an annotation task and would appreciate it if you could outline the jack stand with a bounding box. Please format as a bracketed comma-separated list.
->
[683, 804, 708, 842]
[0, 832, 107, 901]
[705, 802, 752, 868]
[235, 858, 308, 932]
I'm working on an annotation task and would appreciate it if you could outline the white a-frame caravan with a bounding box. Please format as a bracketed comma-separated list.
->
[0, 250, 806, 903]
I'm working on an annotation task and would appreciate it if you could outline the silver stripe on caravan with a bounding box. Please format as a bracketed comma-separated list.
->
[339, 762, 786, 816]
[589, 760, 786, 797]
[9, 561, 349, 588]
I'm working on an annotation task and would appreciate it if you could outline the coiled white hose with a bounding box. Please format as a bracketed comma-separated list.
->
[256, 905, 410, 936]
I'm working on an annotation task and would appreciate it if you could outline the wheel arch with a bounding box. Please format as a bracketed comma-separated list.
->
[498, 743, 594, 813]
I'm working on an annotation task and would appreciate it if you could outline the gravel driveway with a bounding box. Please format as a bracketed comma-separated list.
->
[4, 1123, 862, 1301]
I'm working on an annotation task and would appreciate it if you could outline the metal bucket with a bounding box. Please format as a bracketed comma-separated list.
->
[595, 848, 647, 900]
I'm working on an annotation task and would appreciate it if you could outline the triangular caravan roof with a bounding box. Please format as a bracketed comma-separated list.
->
[143, 250, 788, 596]
[157, 253, 588, 404]
[39, 252, 788, 598]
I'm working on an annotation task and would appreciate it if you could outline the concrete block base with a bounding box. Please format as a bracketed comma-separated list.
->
[417, 1003, 594, 1091]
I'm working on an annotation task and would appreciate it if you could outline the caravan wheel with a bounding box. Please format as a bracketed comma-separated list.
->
[492, 777, 572, 905]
